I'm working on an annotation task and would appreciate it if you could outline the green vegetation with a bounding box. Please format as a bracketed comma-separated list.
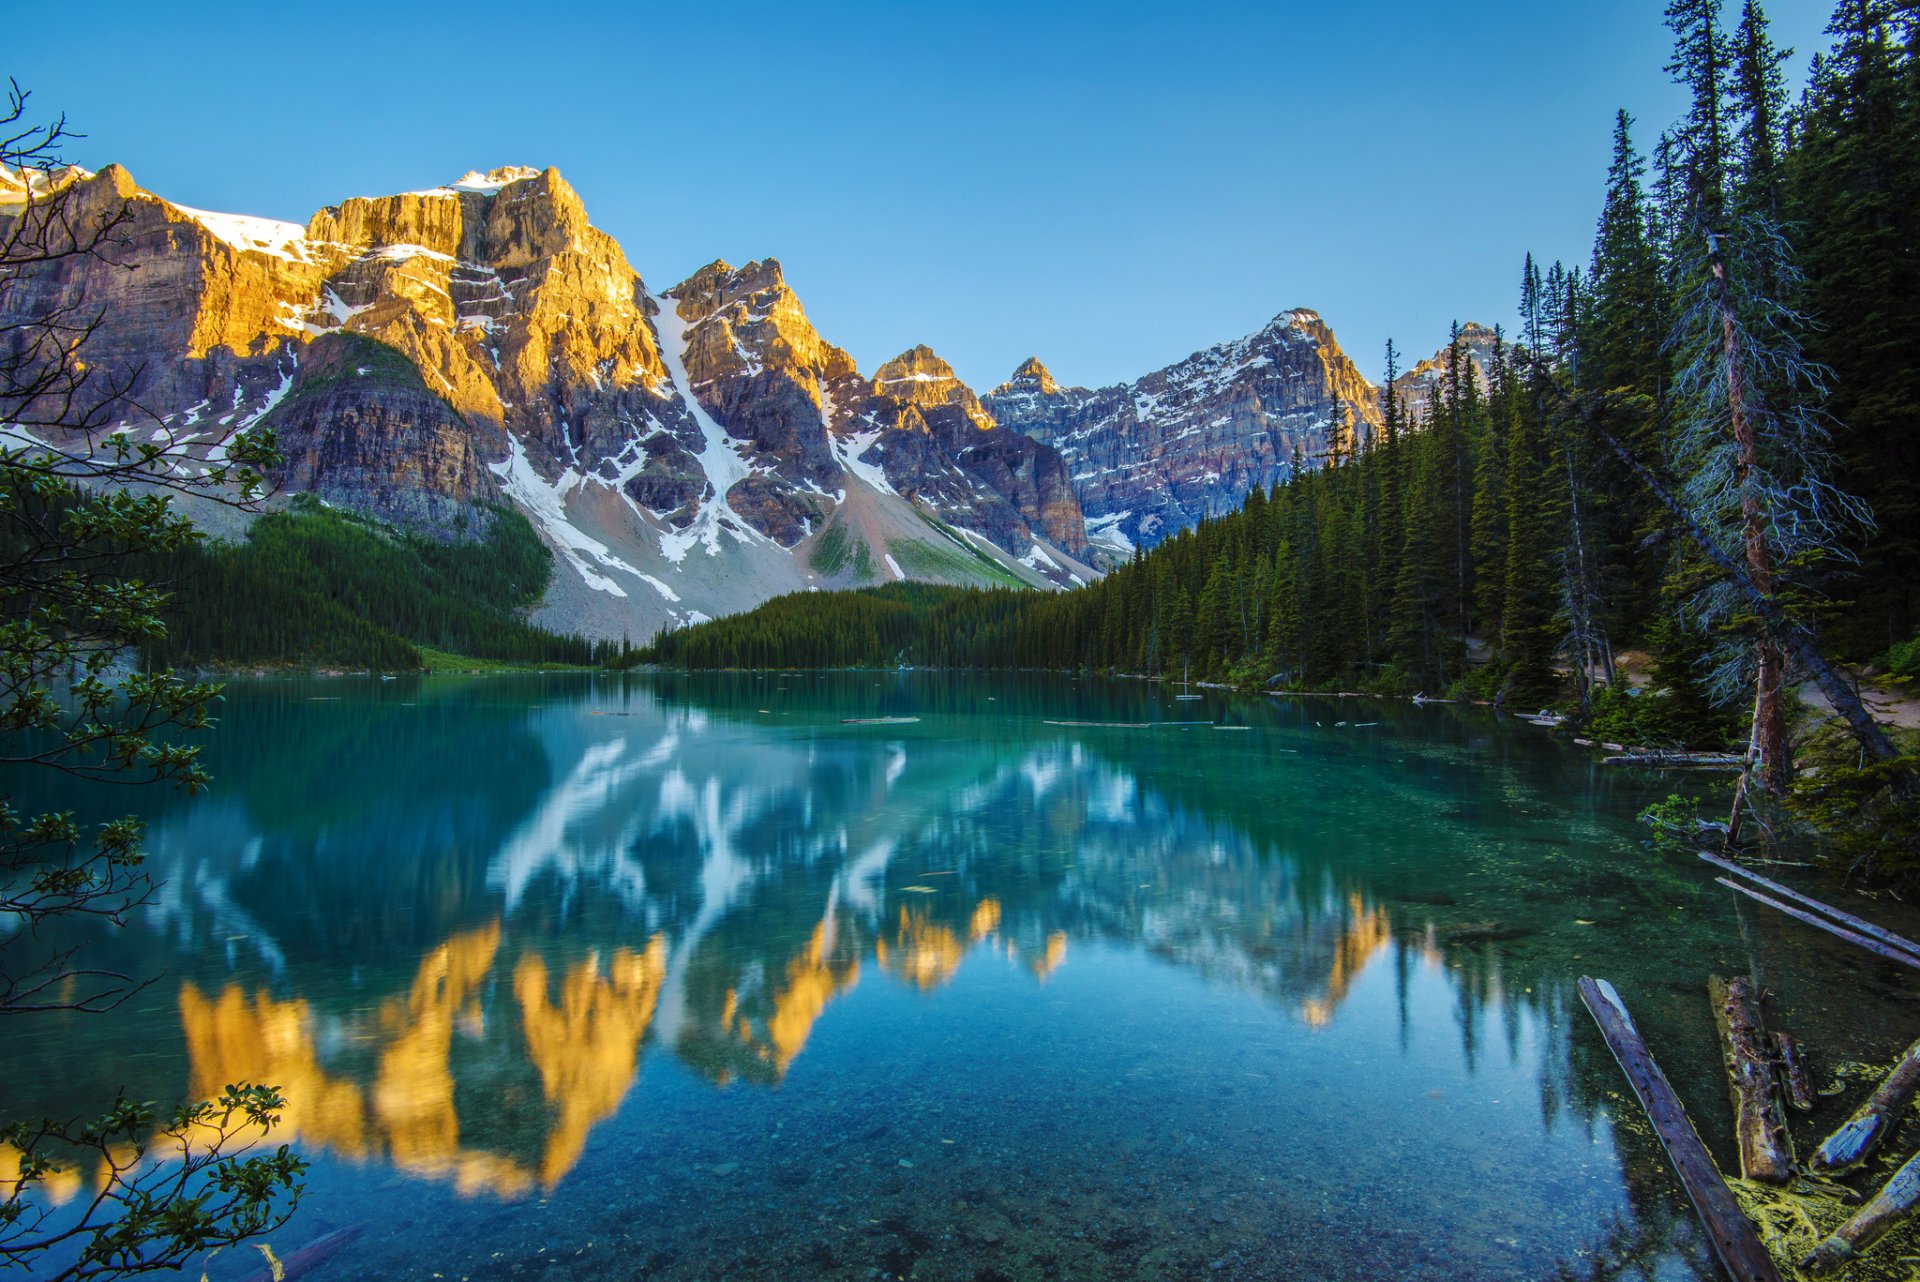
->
[633, 582, 1033, 670]
[912, 511, 1032, 587]
[807, 518, 875, 580]
[888, 531, 1026, 589]
[1887, 636, 1920, 681]
[1, 90, 304, 1277]
[144, 499, 609, 671]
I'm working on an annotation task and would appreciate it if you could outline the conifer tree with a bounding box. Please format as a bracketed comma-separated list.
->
[1664, 0, 1867, 798]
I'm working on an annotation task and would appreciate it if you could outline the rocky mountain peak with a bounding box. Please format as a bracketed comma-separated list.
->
[873, 345, 994, 430]
[668, 258, 792, 323]
[983, 304, 1384, 556]
[668, 257, 858, 393]
[1004, 356, 1060, 396]
[1390, 321, 1501, 423]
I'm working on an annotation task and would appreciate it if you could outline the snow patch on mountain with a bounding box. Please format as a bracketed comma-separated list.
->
[172, 205, 312, 262]
[491, 437, 647, 596]
[649, 293, 763, 563]
[1085, 511, 1136, 557]
[831, 425, 893, 496]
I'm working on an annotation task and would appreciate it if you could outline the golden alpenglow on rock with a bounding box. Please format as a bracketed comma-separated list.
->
[872, 344, 998, 431]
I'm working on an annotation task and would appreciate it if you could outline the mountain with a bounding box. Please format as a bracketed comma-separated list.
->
[5, 160, 1475, 642]
[982, 310, 1383, 556]
[1388, 321, 1500, 425]
[1, 164, 1095, 642]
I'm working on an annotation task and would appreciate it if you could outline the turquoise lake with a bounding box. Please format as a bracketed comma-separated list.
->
[6, 673, 1917, 1281]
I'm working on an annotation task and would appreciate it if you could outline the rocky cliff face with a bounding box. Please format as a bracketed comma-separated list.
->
[983, 310, 1383, 555]
[0, 166, 1097, 638]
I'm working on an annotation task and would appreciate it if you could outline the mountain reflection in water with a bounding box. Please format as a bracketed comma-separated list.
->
[151, 689, 1402, 1194]
[11, 672, 1913, 1281]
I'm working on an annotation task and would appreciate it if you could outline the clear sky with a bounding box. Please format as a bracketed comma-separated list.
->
[12, 1, 1834, 391]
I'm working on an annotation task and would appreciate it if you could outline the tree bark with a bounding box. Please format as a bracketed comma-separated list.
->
[1772, 1032, 1814, 1112]
[1810, 1034, 1920, 1174]
[1709, 975, 1795, 1182]
[1707, 237, 1792, 797]
[1803, 1147, 1920, 1275]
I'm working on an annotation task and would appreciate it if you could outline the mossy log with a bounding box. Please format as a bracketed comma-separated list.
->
[1810, 1034, 1920, 1175]
[1803, 1148, 1920, 1275]
[1710, 975, 1794, 1184]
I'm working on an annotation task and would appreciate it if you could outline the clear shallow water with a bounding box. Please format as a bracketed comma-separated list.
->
[6, 673, 1918, 1282]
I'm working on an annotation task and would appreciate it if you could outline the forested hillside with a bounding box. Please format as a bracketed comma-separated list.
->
[147, 500, 605, 670]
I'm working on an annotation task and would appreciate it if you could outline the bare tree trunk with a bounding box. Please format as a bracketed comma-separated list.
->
[1709, 241, 1792, 796]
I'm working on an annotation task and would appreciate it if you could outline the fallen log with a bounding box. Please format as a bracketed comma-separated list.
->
[1709, 975, 1795, 1183]
[1772, 1032, 1815, 1112]
[1604, 752, 1746, 768]
[1702, 852, 1920, 962]
[1810, 1034, 1920, 1174]
[1803, 1147, 1920, 1275]
[1715, 879, 1920, 973]
[1577, 977, 1784, 1282]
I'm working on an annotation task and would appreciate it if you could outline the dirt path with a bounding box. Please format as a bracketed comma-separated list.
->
[1799, 672, 1920, 732]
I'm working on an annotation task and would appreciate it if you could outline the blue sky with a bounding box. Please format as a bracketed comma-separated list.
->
[17, 1, 1833, 389]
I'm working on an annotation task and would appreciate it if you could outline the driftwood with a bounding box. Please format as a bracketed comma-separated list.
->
[1772, 1032, 1815, 1112]
[1803, 1147, 1920, 1275]
[1703, 853, 1920, 962]
[1715, 879, 1920, 973]
[1604, 751, 1745, 768]
[1809, 1034, 1920, 1174]
[1577, 977, 1784, 1282]
[1709, 975, 1795, 1183]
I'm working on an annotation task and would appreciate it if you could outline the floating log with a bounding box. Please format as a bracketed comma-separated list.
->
[1603, 751, 1746, 768]
[1803, 1147, 1920, 1276]
[840, 716, 921, 725]
[1577, 977, 1784, 1282]
[1772, 1032, 1815, 1112]
[1810, 1034, 1920, 1174]
[1702, 852, 1920, 962]
[1709, 975, 1795, 1183]
[1714, 879, 1920, 973]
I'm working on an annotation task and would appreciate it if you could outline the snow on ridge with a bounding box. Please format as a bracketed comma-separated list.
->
[647, 291, 763, 564]
[408, 168, 542, 198]
[491, 436, 649, 597]
[830, 425, 894, 496]
[452, 167, 540, 192]
[1084, 510, 1135, 556]
[171, 204, 311, 262]
[0, 163, 92, 204]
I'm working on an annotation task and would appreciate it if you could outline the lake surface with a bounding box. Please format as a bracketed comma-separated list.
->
[6, 673, 1918, 1282]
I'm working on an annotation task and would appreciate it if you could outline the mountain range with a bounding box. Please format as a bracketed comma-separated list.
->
[2, 163, 1479, 639]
